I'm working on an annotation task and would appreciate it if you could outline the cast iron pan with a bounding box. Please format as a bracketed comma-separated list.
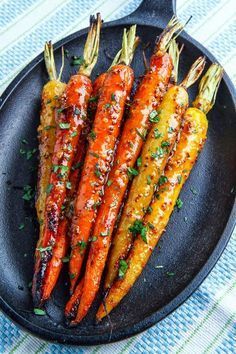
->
[0, 0, 235, 346]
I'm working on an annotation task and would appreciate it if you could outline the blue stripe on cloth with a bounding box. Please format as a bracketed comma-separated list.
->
[216, 321, 236, 354]
[0, 314, 21, 353]
[207, 21, 236, 61]
[0, 0, 102, 81]
[177, 0, 222, 30]
[45, 345, 85, 354]
[0, 0, 41, 29]
[108, 0, 142, 20]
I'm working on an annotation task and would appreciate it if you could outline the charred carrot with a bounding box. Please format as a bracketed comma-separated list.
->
[65, 20, 184, 322]
[96, 63, 223, 320]
[104, 53, 206, 291]
[32, 14, 102, 306]
[69, 26, 139, 293]
[35, 42, 66, 254]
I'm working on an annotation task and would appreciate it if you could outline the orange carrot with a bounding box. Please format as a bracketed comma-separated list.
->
[69, 26, 139, 293]
[32, 14, 102, 306]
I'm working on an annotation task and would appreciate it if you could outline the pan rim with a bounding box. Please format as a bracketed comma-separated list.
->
[0, 20, 235, 346]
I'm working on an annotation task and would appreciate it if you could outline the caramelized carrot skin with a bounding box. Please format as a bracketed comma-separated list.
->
[69, 64, 134, 292]
[65, 278, 84, 319]
[42, 74, 92, 248]
[32, 74, 92, 304]
[69, 53, 173, 323]
[41, 219, 68, 302]
[97, 107, 208, 320]
[105, 85, 188, 291]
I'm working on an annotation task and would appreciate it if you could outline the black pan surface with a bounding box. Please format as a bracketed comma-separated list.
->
[0, 0, 235, 346]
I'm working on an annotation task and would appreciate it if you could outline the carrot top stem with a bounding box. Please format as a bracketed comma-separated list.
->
[156, 16, 183, 54]
[109, 25, 139, 68]
[168, 39, 184, 84]
[193, 63, 223, 114]
[44, 41, 59, 81]
[78, 13, 102, 77]
[180, 56, 206, 89]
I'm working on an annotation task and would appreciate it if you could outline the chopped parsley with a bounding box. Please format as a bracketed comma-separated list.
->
[18, 223, 25, 230]
[36, 246, 52, 253]
[129, 220, 148, 243]
[177, 175, 182, 184]
[44, 125, 55, 131]
[74, 107, 80, 115]
[59, 122, 70, 129]
[52, 165, 69, 177]
[107, 179, 113, 186]
[100, 230, 109, 237]
[104, 103, 111, 109]
[168, 127, 175, 133]
[166, 272, 175, 277]
[176, 198, 183, 210]
[92, 201, 101, 210]
[147, 175, 152, 185]
[62, 256, 70, 263]
[158, 176, 168, 186]
[137, 157, 142, 167]
[46, 184, 53, 195]
[151, 147, 164, 159]
[71, 56, 85, 66]
[127, 167, 139, 178]
[111, 93, 116, 101]
[34, 308, 46, 316]
[161, 141, 170, 148]
[71, 131, 77, 137]
[22, 185, 34, 201]
[72, 161, 83, 170]
[77, 241, 87, 250]
[69, 273, 76, 279]
[21, 139, 28, 144]
[89, 236, 97, 242]
[66, 182, 72, 189]
[94, 164, 101, 177]
[89, 130, 96, 140]
[89, 96, 98, 102]
[153, 128, 162, 139]
[149, 110, 160, 123]
[146, 206, 153, 214]
[118, 260, 128, 278]
[190, 187, 198, 195]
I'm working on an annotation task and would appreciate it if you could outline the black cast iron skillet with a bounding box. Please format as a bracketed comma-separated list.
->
[0, 0, 235, 346]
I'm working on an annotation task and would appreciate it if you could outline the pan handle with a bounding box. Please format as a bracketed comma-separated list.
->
[122, 0, 176, 27]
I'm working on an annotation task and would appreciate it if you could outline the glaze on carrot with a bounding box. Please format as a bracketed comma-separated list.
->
[96, 63, 223, 320]
[104, 53, 206, 292]
[68, 20, 185, 323]
[32, 14, 102, 306]
[69, 26, 139, 293]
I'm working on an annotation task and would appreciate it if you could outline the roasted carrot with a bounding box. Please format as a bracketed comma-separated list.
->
[96, 63, 223, 320]
[32, 14, 102, 306]
[65, 20, 184, 322]
[104, 53, 206, 292]
[69, 26, 139, 293]
[35, 42, 66, 254]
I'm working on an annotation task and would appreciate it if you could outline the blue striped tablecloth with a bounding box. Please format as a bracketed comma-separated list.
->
[0, 0, 235, 353]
